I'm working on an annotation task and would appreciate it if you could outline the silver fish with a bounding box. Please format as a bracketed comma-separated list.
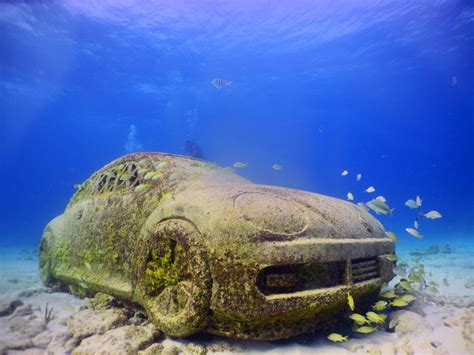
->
[211, 78, 232, 89]
[416, 195, 422, 207]
[424, 210, 442, 219]
[405, 199, 418, 209]
[366, 198, 394, 215]
[406, 227, 422, 238]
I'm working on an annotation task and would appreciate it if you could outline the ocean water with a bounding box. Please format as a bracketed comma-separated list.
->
[0, 0, 473, 353]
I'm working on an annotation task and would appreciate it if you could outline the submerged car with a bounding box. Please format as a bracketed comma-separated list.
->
[39, 152, 395, 340]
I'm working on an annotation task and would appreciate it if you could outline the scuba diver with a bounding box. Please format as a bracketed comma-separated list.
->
[184, 139, 204, 159]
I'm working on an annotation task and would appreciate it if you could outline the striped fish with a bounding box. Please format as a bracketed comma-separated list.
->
[211, 78, 232, 89]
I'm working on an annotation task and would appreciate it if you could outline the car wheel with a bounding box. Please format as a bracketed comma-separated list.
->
[136, 219, 212, 337]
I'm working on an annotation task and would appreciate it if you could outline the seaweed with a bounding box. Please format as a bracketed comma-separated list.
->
[44, 303, 54, 325]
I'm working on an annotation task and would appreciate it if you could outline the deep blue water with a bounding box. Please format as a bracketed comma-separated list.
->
[1, 0, 473, 248]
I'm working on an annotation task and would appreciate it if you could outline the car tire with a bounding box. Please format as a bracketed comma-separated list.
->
[136, 219, 212, 337]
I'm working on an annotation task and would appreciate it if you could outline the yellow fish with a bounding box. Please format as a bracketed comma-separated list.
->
[371, 300, 388, 311]
[379, 290, 396, 299]
[354, 326, 377, 334]
[327, 333, 348, 343]
[386, 254, 397, 262]
[390, 298, 408, 307]
[399, 280, 413, 292]
[400, 294, 416, 303]
[385, 231, 398, 242]
[349, 313, 368, 324]
[347, 291, 355, 311]
[366, 312, 385, 324]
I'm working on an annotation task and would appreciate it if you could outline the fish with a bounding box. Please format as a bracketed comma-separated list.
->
[366, 198, 394, 215]
[357, 173, 362, 181]
[375, 196, 386, 202]
[416, 195, 422, 207]
[443, 277, 449, 287]
[400, 294, 416, 303]
[390, 298, 409, 307]
[406, 227, 422, 238]
[365, 186, 375, 193]
[211, 78, 232, 89]
[414, 219, 419, 229]
[385, 231, 398, 242]
[405, 199, 418, 209]
[357, 202, 369, 212]
[366, 312, 385, 324]
[386, 254, 397, 262]
[354, 326, 377, 334]
[408, 270, 423, 283]
[341, 170, 349, 176]
[347, 192, 354, 201]
[371, 301, 388, 311]
[424, 210, 442, 219]
[347, 291, 355, 311]
[388, 319, 398, 329]
[400, 280, 413, 292]
[379, 290, 397, 299]
[272, 163, 283, 171]
[349, 313, 368, 324]
[233, 162, 247, 168]
[327, 333, 348, 343]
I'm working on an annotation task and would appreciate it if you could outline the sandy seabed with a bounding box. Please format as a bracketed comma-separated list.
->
[0, 240, 473, 355]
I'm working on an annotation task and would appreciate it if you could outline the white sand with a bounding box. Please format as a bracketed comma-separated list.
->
[0, 242, 473, 354]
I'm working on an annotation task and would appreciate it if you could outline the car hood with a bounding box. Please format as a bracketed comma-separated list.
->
[157, 174, 386, 244]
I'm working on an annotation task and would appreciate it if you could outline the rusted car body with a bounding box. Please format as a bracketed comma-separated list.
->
[39, 152, 395, 340]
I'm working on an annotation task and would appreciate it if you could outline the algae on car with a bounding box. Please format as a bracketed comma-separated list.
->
[40, 152, 395, 340]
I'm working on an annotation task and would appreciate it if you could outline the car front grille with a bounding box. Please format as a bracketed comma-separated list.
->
[256, 256, 381, 296]
[256, 261, 346, 295]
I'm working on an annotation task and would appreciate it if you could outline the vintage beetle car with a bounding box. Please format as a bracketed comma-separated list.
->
[39, 152, 395, 340]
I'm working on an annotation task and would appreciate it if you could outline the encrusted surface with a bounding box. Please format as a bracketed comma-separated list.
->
[39, 152, 395, 340]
